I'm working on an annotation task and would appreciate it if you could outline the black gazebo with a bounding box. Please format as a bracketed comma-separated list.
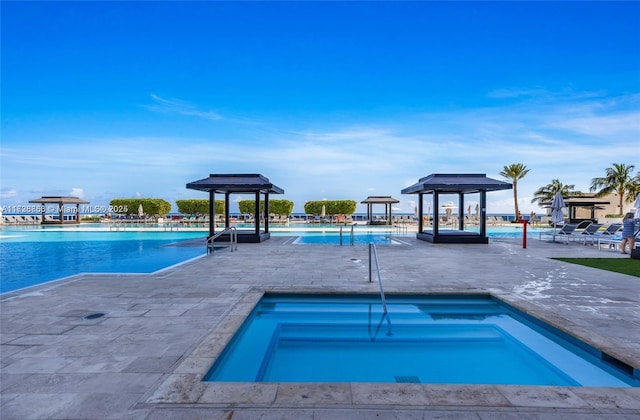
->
[401, 173, 512, 244]
[29, 196, 89, 224]
[186, 173, 284, 243]
[361, 196, 400, 225]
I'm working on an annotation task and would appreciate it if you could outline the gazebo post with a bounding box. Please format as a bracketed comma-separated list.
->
[418, 193, 424, 232]
[224, 192, 230, 228]
[209, 191, 215, 237]
[254, 192, 260, 235]
[433, 193, 440, 235]
[458, 193, 464, 230]
[264, 192, 270, 234]
[480, 191, 487, 238]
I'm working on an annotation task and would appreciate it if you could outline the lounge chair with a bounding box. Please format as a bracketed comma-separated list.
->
[539, 223, 579, 244]
[571, 223, 604, 244]
[589, 223, 624, 249]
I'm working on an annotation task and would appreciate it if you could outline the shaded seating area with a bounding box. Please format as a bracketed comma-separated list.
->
[401, 174, 512, 244]
[361, 196, 400, 225]
[540, 194, 610, 224]
[28, 196, 89, 225]
[186, 173, 284, 243]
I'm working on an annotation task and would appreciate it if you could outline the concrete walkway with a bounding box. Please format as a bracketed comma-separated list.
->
[1, 236, 639, 419]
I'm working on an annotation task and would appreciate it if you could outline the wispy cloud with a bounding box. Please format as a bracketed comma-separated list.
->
[2, 91, 637, 213]
[147, 94, 223, 121]
[69, 188, 84, 198]
[0, 188, 18, 199]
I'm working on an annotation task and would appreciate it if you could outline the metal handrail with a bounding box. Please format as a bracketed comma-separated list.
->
[338, 225, 355, 246]
[368, 243, 387, 313]
[206, 226, 237, 254]
[394, 223, 407, 233]
[109, 219, 125, 231]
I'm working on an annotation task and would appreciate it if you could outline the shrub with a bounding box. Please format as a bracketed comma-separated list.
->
[109, 198, 172, 216]
[238, 199, 294, 215]
[304, 200, 357, 215]
[176, 199, 224, 215]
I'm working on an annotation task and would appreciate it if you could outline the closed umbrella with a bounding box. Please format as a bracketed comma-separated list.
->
[320, 204, 326, 222]
[550, 192, 565, 241]
[138, 204, 144, 217]
[634, 196, 640, 219]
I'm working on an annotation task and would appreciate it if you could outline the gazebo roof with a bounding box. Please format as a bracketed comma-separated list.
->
[360, 196, 400, 204]
[186, 174, 284, 194]
[29, 196, 90, 204]
[401, 173, 512, 194]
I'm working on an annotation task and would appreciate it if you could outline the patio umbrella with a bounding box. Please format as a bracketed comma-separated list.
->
[634, 195, 640, 219]
[320, 205, 326, 221]
[550, 192, 565, 240]
[138, 204, 144, 218]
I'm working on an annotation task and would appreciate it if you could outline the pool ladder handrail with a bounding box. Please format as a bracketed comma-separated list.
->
[206, 226, 238, 254]
[394, 223, 407, 234]
[368, 243, 388, 313]
[338, 224, 356, 246]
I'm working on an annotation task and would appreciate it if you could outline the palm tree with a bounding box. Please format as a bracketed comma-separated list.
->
[590, 163, 636, 214]
[531, 179, 581, 205]
[500, 163, 530, 220]
[627, 172, 640, 203]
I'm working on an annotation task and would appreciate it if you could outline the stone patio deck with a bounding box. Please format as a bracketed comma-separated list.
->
[1, 236, 639, 419]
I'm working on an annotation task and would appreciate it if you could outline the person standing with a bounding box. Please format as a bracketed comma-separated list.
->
[620, 212, 640, 254]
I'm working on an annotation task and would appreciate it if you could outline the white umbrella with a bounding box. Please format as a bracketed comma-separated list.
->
[138, 204, 144, 218]
[320, 205, 326, 219]
[634, 195, 640, 219]
[550, 192, 565, 240]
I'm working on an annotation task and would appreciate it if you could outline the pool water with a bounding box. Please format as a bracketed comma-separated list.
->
[204, 294, 640, 386]
[293, 233, 400, 245]
[0, 228, 206, 293]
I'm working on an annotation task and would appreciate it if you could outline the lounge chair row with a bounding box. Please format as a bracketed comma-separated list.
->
[539, 222, 623, 246]
[2, 215, 44, 224]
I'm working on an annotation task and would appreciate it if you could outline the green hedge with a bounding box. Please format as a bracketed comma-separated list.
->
[304, 200, 356, 215]
[176, 199, 224, 215]
[109, 198, 172, 216]
[238, 199, 294, 215]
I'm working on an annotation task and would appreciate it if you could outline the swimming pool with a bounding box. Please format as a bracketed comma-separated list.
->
[293, 233, 402, 245]
[0, 224, 548, 294]
[0, 227, 207, 294]
[204, 294, 639, 386]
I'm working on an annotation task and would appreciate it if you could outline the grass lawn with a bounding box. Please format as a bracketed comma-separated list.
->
[553, 257, 640, 277]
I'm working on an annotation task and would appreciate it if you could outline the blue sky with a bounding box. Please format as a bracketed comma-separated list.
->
[2, 1, 639, 215]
